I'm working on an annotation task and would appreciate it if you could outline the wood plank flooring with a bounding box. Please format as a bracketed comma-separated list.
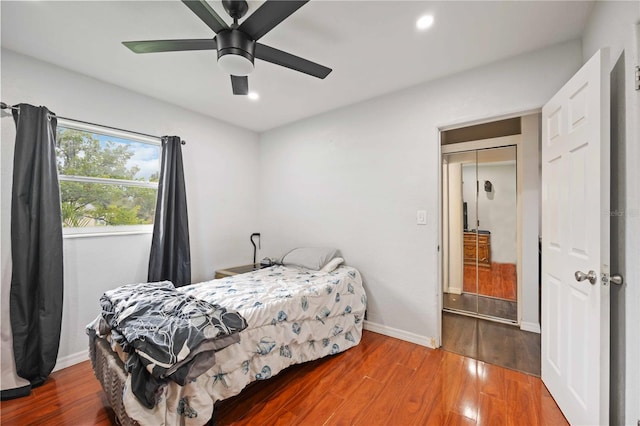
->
[0, 330, 566, 425]
[463, 262, 517, 301]
[0, 360, 115, 425]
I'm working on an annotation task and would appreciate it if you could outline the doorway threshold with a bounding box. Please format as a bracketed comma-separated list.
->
[443, 293, 517, 323]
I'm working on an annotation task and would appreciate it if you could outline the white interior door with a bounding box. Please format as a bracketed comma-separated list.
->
[541, 48, 610, 425]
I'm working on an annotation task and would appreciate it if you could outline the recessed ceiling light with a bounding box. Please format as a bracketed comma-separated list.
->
[416, 14, 434, 31]
[248, 92, 259, 101]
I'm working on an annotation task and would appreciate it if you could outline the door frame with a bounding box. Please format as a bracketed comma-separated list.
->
[436, 109, 541, 343]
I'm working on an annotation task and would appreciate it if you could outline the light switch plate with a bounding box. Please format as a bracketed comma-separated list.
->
[416, 210, 427, 225]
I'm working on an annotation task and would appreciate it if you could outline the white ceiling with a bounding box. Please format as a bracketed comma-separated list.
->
[1, 1, 594, 132]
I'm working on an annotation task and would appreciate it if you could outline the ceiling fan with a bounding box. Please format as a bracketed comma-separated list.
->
[122, 0, 332, 95]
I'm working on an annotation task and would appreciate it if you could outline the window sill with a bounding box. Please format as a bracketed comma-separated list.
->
[63, 227, 153, 239]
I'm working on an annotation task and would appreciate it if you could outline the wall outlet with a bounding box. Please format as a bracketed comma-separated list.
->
[416, 210, 427, 225]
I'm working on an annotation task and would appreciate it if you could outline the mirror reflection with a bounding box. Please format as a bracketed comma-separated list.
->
[442, 146, 517, 322]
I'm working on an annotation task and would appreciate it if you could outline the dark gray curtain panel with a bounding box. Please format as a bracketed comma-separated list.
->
[10, 104, 63, 389]
[148, 136, 191, 287]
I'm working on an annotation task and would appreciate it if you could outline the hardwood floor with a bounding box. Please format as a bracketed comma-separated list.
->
[0, 361, 115, 426]
[0, 330, 565, 425]
[463, 262, 517, 301]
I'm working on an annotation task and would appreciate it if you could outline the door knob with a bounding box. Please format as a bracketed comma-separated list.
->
[575, 270, 597, 285]
[610, 273, 624, 286]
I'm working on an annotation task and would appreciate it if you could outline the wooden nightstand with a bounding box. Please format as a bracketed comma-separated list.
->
[214, 263, 266, 279]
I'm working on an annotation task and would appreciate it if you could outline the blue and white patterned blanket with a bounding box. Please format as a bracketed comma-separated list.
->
[118, 265, 367, 426]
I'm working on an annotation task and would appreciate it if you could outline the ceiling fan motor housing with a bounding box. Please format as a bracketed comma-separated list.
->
[216, 29, 255, 76]
[222, 0, 249, 20]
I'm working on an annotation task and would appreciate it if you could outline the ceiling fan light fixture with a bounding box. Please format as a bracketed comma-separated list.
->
[218, 53, 255, 76]
[216, 29, 256, 76]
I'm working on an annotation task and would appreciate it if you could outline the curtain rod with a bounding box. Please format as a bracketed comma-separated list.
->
[0, 102, 186, 145]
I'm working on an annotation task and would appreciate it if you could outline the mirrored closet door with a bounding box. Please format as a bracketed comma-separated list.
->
[442, 146, 517, 323]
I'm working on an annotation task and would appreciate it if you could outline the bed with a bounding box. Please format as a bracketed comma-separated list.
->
[88, 261, 367, 426]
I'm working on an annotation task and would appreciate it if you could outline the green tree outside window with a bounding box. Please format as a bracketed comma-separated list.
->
[56, 127, 160, 227]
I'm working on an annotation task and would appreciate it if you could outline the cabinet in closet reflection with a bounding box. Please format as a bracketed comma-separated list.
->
[463, 231, 491, 268]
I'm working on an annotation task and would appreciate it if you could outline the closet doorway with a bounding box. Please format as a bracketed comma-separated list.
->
[438, 116, 541, 376]
[442, 145, 518, 323]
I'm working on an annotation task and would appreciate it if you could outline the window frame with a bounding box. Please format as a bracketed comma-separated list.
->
[56, 118, 161, 238]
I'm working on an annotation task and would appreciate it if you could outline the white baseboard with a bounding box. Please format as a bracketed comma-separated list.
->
[53, 350, 89, 372]
[520, 321, 541, 334]
[364, 320, 438, 349]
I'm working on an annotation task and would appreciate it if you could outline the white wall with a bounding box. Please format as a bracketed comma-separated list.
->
[463, 163, 517, 264]
[520, 114, 541, 333]
[258, 40, 583, 344]
[445, 162, 463, 293]
[0, 49, 260, 389]
[581, 2, 640, 424]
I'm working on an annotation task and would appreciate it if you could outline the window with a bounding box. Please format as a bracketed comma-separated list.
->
[55, 120, 161, 236]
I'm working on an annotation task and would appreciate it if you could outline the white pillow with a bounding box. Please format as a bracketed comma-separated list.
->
[280, 247, 338, 271]
[320, 257, 344, 273]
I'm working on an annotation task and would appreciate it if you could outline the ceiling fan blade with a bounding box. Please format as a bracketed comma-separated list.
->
[255, 43, 331, 79]
[182, 0, 229, 34]
[123, 39, 217, 54]
[238, 0, 308, 41]
[231, 75, 249, 95]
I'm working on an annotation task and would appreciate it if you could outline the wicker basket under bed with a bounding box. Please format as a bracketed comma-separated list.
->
[90, 338, 217, 426]
[90, 337, 139, 426]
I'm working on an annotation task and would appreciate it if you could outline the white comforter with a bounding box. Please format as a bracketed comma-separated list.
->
[122, 264, 367, 425]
